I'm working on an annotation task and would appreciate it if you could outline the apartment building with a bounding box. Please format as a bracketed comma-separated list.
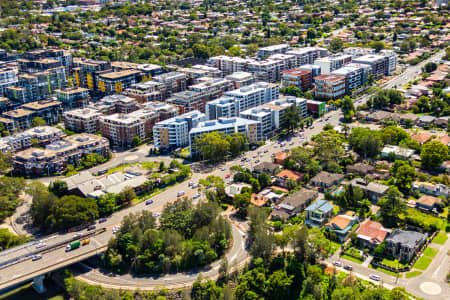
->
[124, 80, 165, 103]
[144, 101, 178, 121]
[166, 90, 207, 115]
[0, 67, 18, 97]
[331, 65, 364, 93]
[0, 97, 9, 113]
[63, 108, 102, 133]
[313, 74, 346, 100]
[55, 87, 90, 110]
[206, 82, 279, 120]
[153, 110, 206, 149]
[247, 59, 282, 83]
[240, 97, 307, 136]
[73, 58, 112, 90]
[12, 133, 109, 176]
[343, 47, 375, 58]
[18, 49, 72, 74]
[225, 72, 255, 89]
[314, 54, 352, 74]
[286, 47, 329, 67]
[353, 54, 388, 78]
[298, 64, 321, 77]
[178, 67, 210, 86]
[268, 54, 297, 71]
[110, 61, 164, 79]
[97, 70, 141, 95]
[280, 69, 313, 91]
[257, 44, 290, 59]
[99, 94, 139, 114]
[100, 109, 159, 147]
[152, 72, 187, 99]
[2, 100, 61, 130]
[189, 117, 263, 154]
[18, 58, 62, 74]
[380, 50, 397, 76]
[7, 67, 66, 104]
[189, 77, 234, 100]
[207, 56, 251, 76]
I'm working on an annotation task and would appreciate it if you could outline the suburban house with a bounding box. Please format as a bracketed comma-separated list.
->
[350, 178, 389, 202]
[275, 169, 304, 188]
[385, 230, 427, 262]
[346, 163, 375, 176]
[251, 189, 281, 207]
[356, 220, 389, 249]
[253, 161, 281, 175]
[270, 188, 318, 220]
[411, 132, 432, 144]
[304, 200, 334, 227]
[273, 151, 288, 165]
[225, 183, 251, 197]
[415, 195, 442, 212]
[326, 213, 358, 242]
[309, 171, 344, 192]
[380, 145, 415, 160]
[412, 181, 450, 197]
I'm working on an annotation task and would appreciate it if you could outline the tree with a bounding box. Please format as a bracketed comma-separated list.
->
[131, 136, 141, 148]
[194, 131, 230, 162]
[266, 270, 294, 300]
[0, 228, 28, 250]
[281, 86, 301, 97]
[370, 41, 385, 52]
[48, 180, 68, 198]
[159, 161, 165, 172]
[290, 147, 314, 172]
[233, 192, 251, 218]
[424, 62, 437, 73]
[31, 117, 46, 127]
[341, 96, 355, 122]
[226, 132, 248, 157]
[119, 187, 136, 205]
[378, 186, 405, 227]
[329, 38, 343, 53]
[283, 105, 302, 133]
[420, 141, 448, 171]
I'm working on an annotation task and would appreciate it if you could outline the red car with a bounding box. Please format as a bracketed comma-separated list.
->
[225, 174, 230, 178]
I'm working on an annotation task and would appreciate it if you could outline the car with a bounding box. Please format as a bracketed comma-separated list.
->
[225, 174, 230, 178]
[311, 126, 315, 129]
[74, 233, 83, 237]
[97, 169, 107, 175]
[344, 265, 352, 271]
[253, 154, 257, 158]
[289, 142, 294, 145]
[35, 242, 46, 249]
[177, 191, 185, 197]
[193, 193, 200, 199]
[430, 129, 436, 133]
[188, 181, 194, 186]
[32, 255, 42, 261]
[152, 212, 161, 217]
[220, 167, 226, 171]
[99, 218, 107, 223]
[87, 225, 96, 231]
[369, 274, 381, 281]
[264, 149, 268, 153]
[333, 261, 342, 267]
[145, 199, 154, 205]
[192, 183, 199, 188]
[255, 160, 260, 163]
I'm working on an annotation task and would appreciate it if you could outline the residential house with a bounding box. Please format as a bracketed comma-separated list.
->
[273, 151, 288, 165]
[350, 178, 389, 202]
[411, 132, 432, 144]
[385, 230, 427, 262]
[270, 188, 318, 220]
[380, 145, 415, 160]
[309, 171, 345, 192]
[346, 163, 375, 176]
[224, 183, 252, 197]
[304, 200, 334, 227]
[326, 213, 358, 242]
[412, 181, 449, 197]
[253, 161, 281, 175]
[356, 220, 389, 249]
[415, 195, 442, 212]
[275, 169, 304, 188]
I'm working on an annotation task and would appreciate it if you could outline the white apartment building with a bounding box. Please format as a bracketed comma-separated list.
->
[63, 107, 102, 134]
[247, 59, 283, 83]
[380, 50, 397, 76]
[0, 68, 18, 97]
[286, 47, 329, 67]
[153, 110, 205, 149]
[225, 72, 255, 89]
[268, 54, 297, 72]
[353, 54, 388, 78]
[314, 54, 353, 74]
[208, 56, 253, 76]
[257, 44, 290, 59]
[343, 47, 375, 58]
[331, 65, 364, 93]
[124, 80, 165, 103]
[206, 82, 279, 120]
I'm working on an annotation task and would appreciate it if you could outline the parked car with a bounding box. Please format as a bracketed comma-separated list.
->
[225, 174, 230, 178]
[369, 274, 381, 281]
[32, 255, 42, 261]
[193, 193, 200, 199]
[35, 243, 46, 249]
[87, 225, 96, 231]
[192, 183, 199, 189]
[333, 261, 342, 267]
[152, 212, 161, 217]
[112, 226, 120, 234]
[177, 191, 185, 197]
[145, 199, 154, 205]
[344, 265, 352, 271]
[99, 218, 107, 223]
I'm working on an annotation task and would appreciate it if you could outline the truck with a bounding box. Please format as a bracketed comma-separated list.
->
[66, 240, 81, 252]
[81, 238, 90, 245]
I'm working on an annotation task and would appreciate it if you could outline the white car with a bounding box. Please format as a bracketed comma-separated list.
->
[220, 167, 226, 171]
[192, 183, 199, 189]
[193, 193, 200, 199]
[152, 212, 161, 217]
[369, 274, 381, 281]
[35, 242, 46, 249]
[333, 261, 342, 267]
[177, 191, 185, 197]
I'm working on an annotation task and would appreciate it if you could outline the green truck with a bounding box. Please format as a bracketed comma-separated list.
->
[65, 240, 81, 252]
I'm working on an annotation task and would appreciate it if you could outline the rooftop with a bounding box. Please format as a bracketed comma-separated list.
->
[313, 74, 346, 82]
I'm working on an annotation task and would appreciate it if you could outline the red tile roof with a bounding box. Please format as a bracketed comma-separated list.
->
[357, 220, 388, 244]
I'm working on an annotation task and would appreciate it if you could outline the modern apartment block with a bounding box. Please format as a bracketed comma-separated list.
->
[97, 70, 141, 95]
[124, 80, 165, 103]
[63, 108, 102, 134]
[298, 64, 321, 77]
[7, 67, 66, 104]
[1, 126, 65, 152]
[257, 44, 290, 59]
[280, 69, 313, 91]
[55, 87, 90, 110]
[353, 54, 389, 78]
[331, 65, 364, 93]
[144, 101, 178, 121]
[314, 54, 352, 74]
[153, 110, 206, 149]
[380, 50, 397, 76]
[0, 67, 18, 97]
[286, 47, 329, 67]
[189, 117, 263, 153]
[247, 59, 283, 83]
[313, 74, 346, 100]
[73, 58, 112, 90]
[2, 100, 61, 130]
[18, 49, 72, 74]
[207, 56, 251, 76]
[152, 72, 187, 99]
[167, 90, 207, 115]
[240, 97, 307, 136]
[96, 94, 139, 114]
[191, 64, 222, 78]
[206, 82, 279, 120]
[343, 47, 375, 58]
[189, 77, 234, 101]
[225, 72, 255, 89]
[99, 109, 159, 147]
[12, 133, 109, 176]
[110, 61, 164, 79]
[17, 58, 62, 74]
[268, 54, 297, 71]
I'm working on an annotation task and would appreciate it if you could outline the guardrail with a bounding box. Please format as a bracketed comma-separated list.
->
[0, 228, 106, 270]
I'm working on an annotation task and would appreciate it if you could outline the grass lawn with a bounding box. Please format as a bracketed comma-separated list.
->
[423, 247, 438, 258]
[381, 258, 408, 269]
[433, 233, 448, 245]
[369, 265, 397, 277]
[329, 241, 341, 255]
[341, 254, 363, 264]
[108, 162, 159, 174]
[413, 256, 432, 270]
[406, 271, 422, 278]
